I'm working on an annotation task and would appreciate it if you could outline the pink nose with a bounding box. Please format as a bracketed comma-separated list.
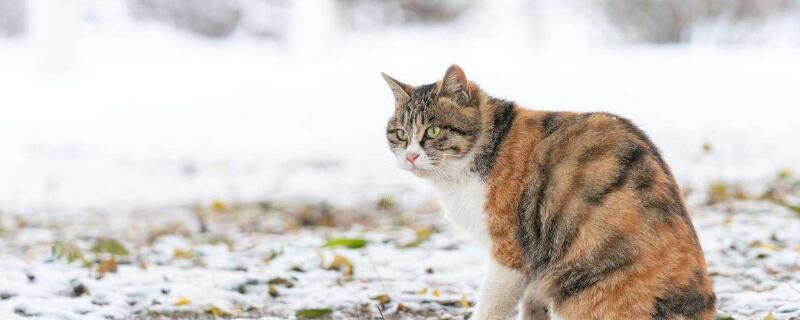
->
[405, 152, 420, 163]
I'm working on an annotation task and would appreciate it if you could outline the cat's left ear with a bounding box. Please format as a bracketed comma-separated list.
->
[440, 64, 469, 103]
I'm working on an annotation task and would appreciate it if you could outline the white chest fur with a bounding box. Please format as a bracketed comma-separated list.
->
[433, 175, 491, 247]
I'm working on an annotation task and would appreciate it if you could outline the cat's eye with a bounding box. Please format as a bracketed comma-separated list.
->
[396, 129, 408, 141]
[426, 126, 442, 139]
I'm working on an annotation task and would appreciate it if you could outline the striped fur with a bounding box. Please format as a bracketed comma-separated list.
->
[382, 65, 715, 319]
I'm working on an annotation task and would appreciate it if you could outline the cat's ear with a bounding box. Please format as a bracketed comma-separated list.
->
[381, 72, 413, 102]
[440, 64, 469, 102]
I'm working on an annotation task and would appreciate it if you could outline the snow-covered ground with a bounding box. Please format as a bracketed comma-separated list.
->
[1, 1, 800, 319]
[1, 194, 799, 319]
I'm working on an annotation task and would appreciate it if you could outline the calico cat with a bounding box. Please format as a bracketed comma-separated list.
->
[382, 65, 715, 320]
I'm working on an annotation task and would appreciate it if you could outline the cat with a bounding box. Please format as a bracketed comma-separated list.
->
[381, 65, 716, 320]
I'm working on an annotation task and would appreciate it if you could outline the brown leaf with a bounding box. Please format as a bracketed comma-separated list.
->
[97, 256, 118, 277]
[369, 294, 390, 305]
[268, 284, 279, 297]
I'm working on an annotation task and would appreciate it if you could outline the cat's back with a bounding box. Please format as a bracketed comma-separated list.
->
[482, 108, 716, 319]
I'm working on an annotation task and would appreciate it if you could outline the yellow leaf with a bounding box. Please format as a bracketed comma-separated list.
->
[432, 289, 440, 297]
[765, 311, 775, 320]
[794, 244, 800, 252]
[174, 296, 191, 306]
[418, 287, 427, 295]
[211, 200, 228, 212]
[707, 182, 729, 204]
[370, 294, 391, 305]
[460, 294, 470, 309]
[174, 249, 193, 259]
[416, 227, 432, 240]
[400, 227, 434, 248]
[327, 254, 353, 278]
[207, 306, 230, 317]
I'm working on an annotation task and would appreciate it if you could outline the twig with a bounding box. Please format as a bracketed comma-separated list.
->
[376, 304, 387, 320]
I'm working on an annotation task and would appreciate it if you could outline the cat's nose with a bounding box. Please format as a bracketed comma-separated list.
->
[405, 152, 420, 164]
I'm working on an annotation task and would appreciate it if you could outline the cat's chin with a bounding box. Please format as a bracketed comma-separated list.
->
[408, 168, 433, 178]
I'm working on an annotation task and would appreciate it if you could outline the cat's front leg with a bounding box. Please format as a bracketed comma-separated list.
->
[471, 258, 526, 320]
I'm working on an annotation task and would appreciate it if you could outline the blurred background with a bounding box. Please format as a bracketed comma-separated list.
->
[1, 1, 800, 319]
[1, 0, 798, 214]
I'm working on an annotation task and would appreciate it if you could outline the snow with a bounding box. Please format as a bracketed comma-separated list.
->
[1, 200, 799, 319]
[1, 1, 800, 319]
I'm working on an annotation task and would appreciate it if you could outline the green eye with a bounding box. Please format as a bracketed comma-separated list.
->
[426, 126, 442, 139]
[396, 129, 408, 141]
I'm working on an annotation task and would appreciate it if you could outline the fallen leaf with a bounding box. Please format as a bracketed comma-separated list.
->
[173, 296, 191, 306]
[321, 238, 368, 249]
[376, 195, 397, 211]
[97, 256, 118, 276]
[52, 242, 91, 267]
[268, 284, 279, 297]
[416, 227, 433, 239]
[400, 227, 434, 248]
[432, 289, 440, 297]
[707, 182, 729, 204]
[702, 142, 712, 154]
[211, 200, 228, 212]
[268, 277, 295, 288]
[764, 311, 775, 320]
[206, 306, 231, 317]
[92, 238, 129, 256]
[173, 249, 193, 259]
[460, 294, 470, 308]
[295, 308, 332, 319]
[418, 287, 428, 295]
[264, 248, 283, 264]
[327, 255, 353, 278]
[369, 294, 390, 305]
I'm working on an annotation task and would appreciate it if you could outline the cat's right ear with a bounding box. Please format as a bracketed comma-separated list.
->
[381, 72, 413, 102]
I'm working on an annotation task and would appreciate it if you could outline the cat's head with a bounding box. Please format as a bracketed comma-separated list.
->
[382, 65, 483, 179]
